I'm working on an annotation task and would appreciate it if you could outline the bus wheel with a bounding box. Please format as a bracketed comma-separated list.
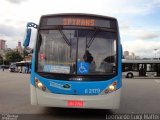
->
[126, 73, 133, 78]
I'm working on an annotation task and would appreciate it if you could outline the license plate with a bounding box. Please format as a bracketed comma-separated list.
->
[67, 100, 84, 107]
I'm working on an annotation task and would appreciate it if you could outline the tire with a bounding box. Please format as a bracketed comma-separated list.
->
[126, 73, 134, 78]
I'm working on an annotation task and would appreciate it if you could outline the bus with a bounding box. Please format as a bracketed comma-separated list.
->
[9, 61, 31, 73]
[16, 61, 31, 73]
[23, 13, 122, 109]
[122, 59, 160, 78]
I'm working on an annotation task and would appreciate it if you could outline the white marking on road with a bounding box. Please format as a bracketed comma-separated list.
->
[154, 80, 160, 84]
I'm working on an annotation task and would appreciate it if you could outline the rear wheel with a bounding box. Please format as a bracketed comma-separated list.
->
[126, 73, 134, 78]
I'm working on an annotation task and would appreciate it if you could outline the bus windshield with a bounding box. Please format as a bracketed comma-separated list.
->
[37, 29, 117, 75]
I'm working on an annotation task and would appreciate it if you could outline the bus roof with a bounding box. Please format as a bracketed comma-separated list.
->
[41, 13, 117, 21]
[122, 59, 160, 64]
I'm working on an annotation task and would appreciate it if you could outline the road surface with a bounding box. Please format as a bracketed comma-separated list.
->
[0, 71, 160, 120]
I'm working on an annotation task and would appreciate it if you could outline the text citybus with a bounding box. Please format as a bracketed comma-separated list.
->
[23, 13, 122, 109]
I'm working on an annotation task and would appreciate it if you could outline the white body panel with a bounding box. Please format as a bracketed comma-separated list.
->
[146, 72, 157, 77]
[122, 71, 157, 78]
[31, 85, 38, 105]
[122, 71, 139, 77]
[30, 85, 121, 109]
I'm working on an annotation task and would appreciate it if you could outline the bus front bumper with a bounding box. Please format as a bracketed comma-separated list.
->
[31, 85, 121, 109]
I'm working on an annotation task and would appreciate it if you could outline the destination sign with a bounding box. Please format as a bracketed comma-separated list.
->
[41, 16, 117, 29]
[63, 18, 95, 26]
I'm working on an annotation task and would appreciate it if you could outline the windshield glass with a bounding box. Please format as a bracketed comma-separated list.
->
[37, 29, 117, 75]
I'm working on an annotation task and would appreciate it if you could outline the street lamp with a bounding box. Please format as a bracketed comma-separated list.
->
[154, 49, 158, 59]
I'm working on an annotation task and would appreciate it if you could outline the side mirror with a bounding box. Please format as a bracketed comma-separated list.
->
[23, 28, 32, 48]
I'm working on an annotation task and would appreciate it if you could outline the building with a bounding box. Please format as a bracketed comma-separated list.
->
[123, 51, 129, 58]
[16, 41, 23, 55]
[0, 40, 6, 50]
[123, 51, 138, 59]
[24, 54, 32, 61]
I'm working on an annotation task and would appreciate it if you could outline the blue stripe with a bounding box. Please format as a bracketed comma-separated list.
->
[31, 72, 122, 95]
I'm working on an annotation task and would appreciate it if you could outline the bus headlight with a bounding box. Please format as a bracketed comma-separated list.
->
[35, 78, 46, 91]
[104, 81, 117, 94]
[108, 85, 116, 91]
[37, 82, 43, 88]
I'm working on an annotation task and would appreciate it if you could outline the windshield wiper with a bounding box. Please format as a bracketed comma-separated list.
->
[58, 27, 71, 46]
[87, 29, 99, 48]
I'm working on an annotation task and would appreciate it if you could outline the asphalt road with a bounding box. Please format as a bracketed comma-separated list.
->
[0, 70, 160, 120]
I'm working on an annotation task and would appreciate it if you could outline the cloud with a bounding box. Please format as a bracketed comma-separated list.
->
[100, 0, 160, 16]
[136, 32, 159, 40]
[0, 24, 23, 37]
[122, 40, 160, 58]
[120, 23, 160, 41]
[153, 0, 160, 7]
[0, 22, 37, 49]
[0, 23, 27, 48]
[0, 0, 160, 53]
[6, 0, 28, 4]
[130, 29, 160, 40]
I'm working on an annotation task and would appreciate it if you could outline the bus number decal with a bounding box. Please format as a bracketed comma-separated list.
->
[85, 88, 100, 94]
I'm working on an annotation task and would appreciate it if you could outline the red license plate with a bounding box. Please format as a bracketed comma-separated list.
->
[67, 100, 84, 107]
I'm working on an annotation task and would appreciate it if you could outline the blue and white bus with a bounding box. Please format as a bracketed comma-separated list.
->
[23, 13, 122, 109]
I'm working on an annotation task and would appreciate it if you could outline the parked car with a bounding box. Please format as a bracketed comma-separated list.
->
[9, 63, 16, 72]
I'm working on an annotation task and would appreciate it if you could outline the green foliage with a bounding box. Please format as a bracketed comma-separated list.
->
[0, 55, 2, 65]
[23, 48, 29, 57]
[5, 51, 23, 62]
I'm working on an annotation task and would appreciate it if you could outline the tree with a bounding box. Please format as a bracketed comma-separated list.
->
[5, 51, 23, 63]
[23, 48, 29, 57]
[0, 55, 3, 65]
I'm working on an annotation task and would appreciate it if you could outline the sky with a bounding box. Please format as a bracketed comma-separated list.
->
[0, 0, 160, 58]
